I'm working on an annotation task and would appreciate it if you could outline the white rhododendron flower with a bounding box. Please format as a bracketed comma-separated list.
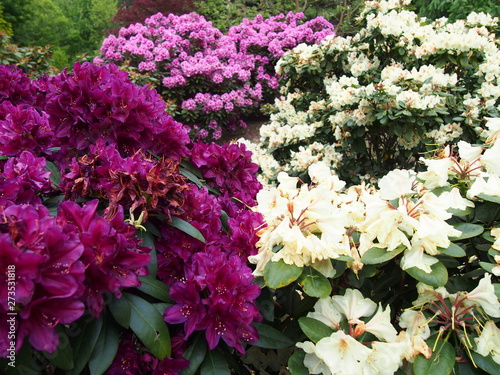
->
[460, 274, 500, 317]
[474, 321, 500, 365]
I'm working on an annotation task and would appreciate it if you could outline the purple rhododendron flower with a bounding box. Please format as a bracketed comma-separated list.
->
[0, 65, 37, 106]
[0, 102, 54, 156]
[0, 204, 85, 354]
[57, 199, 151, 317]
[164, 250, 261, 354]
[39, 62, 189, 164]
[3, 151, 52, 194]
[190, 141, 262, 205]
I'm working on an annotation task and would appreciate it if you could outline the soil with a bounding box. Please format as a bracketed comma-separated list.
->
[217, 117, 267, 145]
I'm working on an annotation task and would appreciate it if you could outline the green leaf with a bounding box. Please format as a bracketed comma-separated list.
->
[168, 216, 206, 244]
[123, 293, 171, 359]
[297, 267, 332, 298]
[137, 275, 170, 302]
[69, 316, 103, 375]
[109, 295, 131, 329]
[470, 351, 500, 375]
[288, 350, 309, 375]
[43, 328, 74, 370]
[45, 160, 61, 187]
[153, 302, 171, 316]
[252, 322, 294, 349]
[88, 314, 120, 375]
[180, 167, 205, 189]
[406, 261, 448, 287]
[477, 193, 500, 204]
[298, 317, 334, 343]
[413, 336, 455, 375]
[361, 245, 405, 265]
[264, 259, 302, 289]
[181, 332, 207, 375]
[450, 223, 484, 240]
[138, 230, 157, 277]
[439, 243, 466, 257]
[199, 350, 230, 375]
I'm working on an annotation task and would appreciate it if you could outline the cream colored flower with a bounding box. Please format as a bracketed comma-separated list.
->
[474, 320, 500, 365]
[462, 273, 500, 317]
[315, 331, 372, 375]
[331, 288, 377, 325]
[362, 304, 398, 342]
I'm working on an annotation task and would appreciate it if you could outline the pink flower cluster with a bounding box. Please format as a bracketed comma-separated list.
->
[96, 12, 334, 139]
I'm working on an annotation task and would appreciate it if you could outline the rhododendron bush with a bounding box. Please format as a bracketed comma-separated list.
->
[1, 1, 500, 374]
[95, 12, 334, 140]
[244, 0, 500, 185]
[0, 62, 269, 374]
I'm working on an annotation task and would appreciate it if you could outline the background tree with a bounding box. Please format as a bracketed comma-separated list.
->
[110, 0, 195, 33]
[412, 0, 500, 21]
[195, 0, 364, 35]
[0, 0, 117, 69]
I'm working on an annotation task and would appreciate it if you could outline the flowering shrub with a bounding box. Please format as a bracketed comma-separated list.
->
[0, 62, 267, 375]
[249, 117, 500, 374]
[95, 12, 334, 140]
[244, 0, 500, 185]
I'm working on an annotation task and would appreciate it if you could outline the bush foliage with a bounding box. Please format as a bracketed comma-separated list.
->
[245, 0, 500, 185]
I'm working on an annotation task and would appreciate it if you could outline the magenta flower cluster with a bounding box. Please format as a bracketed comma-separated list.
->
[96, 12, 334, 139]
[0, 62, 265, 372]
[157, 141, 264, 355]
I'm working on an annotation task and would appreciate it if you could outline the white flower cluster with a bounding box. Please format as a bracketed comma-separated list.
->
[243, 0, 500, 185]
[296, 274, 500, 374]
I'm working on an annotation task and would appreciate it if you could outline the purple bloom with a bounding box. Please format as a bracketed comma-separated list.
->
[190, 141, 262, 205]
[39, 62, 189, 164]
[164, 250, 261, 354]
[0, 65, 37, 106]
[0, 204, 85, 354]
[57, 200, 151, 317]
[0, 102, 54, 156]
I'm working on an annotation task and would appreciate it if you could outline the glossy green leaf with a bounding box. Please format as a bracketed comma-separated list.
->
[288, 350, 309, 375]
[153, 302, 171, 316]
[138, 230, 157, 277]
[439, 243, 466, 257]
[297, 267, 332, 298]
[168, 216, 206, 244]
[69, 316, 103, 375]
[453, 360, 483, 375]
[406, 261, 448, 287]
[43, 328, 74, 370]
[181, 333, 207, 375]
[123, 293, 171, 359]
[472, 350, 500, 374]
[137, 275, 170, 302]
[109, 295, 131, 329]
[413, 337, 455, 375]
[45, 160, 61, 187]
[88, 314, 120, 375]
[298, 317, 334, 343]
[199, 350, 230, 375]
[477, 193, 500, 204]
[264, 259, 302, 289]
[361, 245, 405, 265]
[252, 322, 294, 349]
[450, 223, 484, 241]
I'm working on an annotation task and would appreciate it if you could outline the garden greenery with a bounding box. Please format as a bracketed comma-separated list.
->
[244, 0, 500, 185]
[0, 0, 499, 374]
[95, 11, 334, 140]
